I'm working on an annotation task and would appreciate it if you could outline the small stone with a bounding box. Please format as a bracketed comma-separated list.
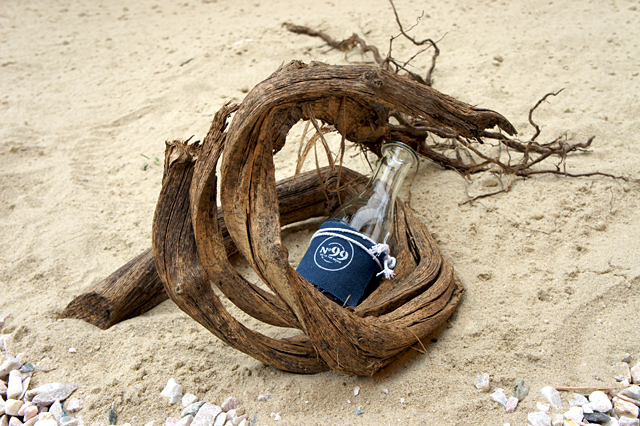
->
[622, 385, 640, 401]
[226, 410, 236, 421]
[619, 418, 640, 426]
[59, 418, 80, 426]
[1, 416, 8, 426]
[33, 420, 57, 426]
[564, 406, 583, 422]
[182, 394, 197, 408]
[65, 398, 83, 413]
[541, 386, 563, 409]
[505, 397, 518, 413]
[583, 412, 612, 424]
[107, 405, 117, 425]
[160, 379, 183, 404]
[31, 384, 77, 406]
[614, 397, 639, 418]
[19, 377, 29, 400]
[537, 402, 550, 412]
[382, 389, 389, 395]
[9, 417, 23, 426]
[191, 403, 222, 426]
[514, 379, 530, 401]
[354, 408, 364, 415]
[7, 370, 22, 399]
[0, 356, 21, 380]
[19, 363, 34, 374]
[631, 362, 640, 384]
[49, 400, 63, 421]
[257, 394, 271, 402]
[589, 391, 613, 413]
[175, 416, 193, 426]
[144, 422, 154, 426]
[528, 411, 552, 426]
[354, 386, 360, 396]
[622, 354, 633, 363]
[165, 418, 179, 426]
[23, 405, 39, 421]
[23, 418, 38, 426]
[551, 414, 564, 426]
[221, 397, 238, 412]
[181, 401, 206, 418]
[568, 393, 589, 406]
[269, 413, 281, 421]
[231, 415, 246, 426]
[213, 412, 226, 426]
[5, 399, 23, 415]
[68, 348, 76, 354]
[491, 389, 508, 408]
[475, 374, 491, 392]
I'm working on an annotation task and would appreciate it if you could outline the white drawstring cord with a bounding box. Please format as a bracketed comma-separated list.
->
[309, 228, 397, 280]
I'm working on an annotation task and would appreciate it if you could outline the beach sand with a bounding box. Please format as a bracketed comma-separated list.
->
[1, 0, 640, 424]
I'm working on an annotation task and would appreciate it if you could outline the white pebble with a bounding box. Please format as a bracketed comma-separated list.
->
[175, 415, 193, 426]
[5, 399, 23, 416]
[65, 398, 83, 413]
[491, 389, 508, 408]
[540, 386, 563, 409]
[49, 400, 63, 421]
[354, 386, 360, 396]
[236, 421, 247, 426]
[619, 417, 639, 426]
[144, 422, 155, 426]
[568, 393, 589, 406]
[527, 411, 552, 426]
[0, 355, 21, 379]
[614, 397, 639, 418]
[231, 415, 246, 426]
[536, 402, 550, 412]
[8, 417, 23, 426]
[59, 419, 80, 426]
[191, 403, 222, 426]
[631, 361, 640, 384]
[589, 390, 613, 412]
[7, 370, 23, 399]
[564, 406, 583, 422]
[160, 378, 183, 404]
[33, 420, 57, 426]
[381, 389, 388, 394]
[182, 394, 198, 408]
[68, 348, 76, 354]
[165, 417, 179, 426]
[257, 394, 271, 402]
[213, 412, 226, 426]
[622, 385, 640, 401]
[23, 405, 39, 421]
[505, 397, 518, 413]
[269, 413, 281, 421]
[475, 374, 491, 392]
[552, 414, 564, 426]
[221, 397, 238, 412]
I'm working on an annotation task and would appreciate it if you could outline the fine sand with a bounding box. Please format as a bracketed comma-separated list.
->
[1, 0, 640, 425]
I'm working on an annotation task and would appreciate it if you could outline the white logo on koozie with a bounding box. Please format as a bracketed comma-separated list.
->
[314, 237, 354, 271]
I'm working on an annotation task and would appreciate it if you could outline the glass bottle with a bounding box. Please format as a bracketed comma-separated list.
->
[296, 141, 418, 307]
[331, 141, 418, 243]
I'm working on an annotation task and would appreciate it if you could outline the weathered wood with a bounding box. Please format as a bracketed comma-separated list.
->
[60, 163, 364, 330]
[71, 61, 517, 375]
[59, 249, 166, 329]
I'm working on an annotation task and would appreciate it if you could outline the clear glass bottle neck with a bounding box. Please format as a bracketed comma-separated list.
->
[331, 142, 418, 243]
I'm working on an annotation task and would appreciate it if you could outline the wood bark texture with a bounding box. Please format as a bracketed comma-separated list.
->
[68, 62, 519, 375]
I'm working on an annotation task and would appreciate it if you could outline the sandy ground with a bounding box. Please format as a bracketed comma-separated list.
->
[2, 0, 640, 425]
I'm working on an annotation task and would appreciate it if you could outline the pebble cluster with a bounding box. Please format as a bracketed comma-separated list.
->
[1, 313, 260, 426]
[479, 353, 640, 426]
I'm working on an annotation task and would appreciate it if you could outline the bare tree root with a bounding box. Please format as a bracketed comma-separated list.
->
[284, 4, 637, 204]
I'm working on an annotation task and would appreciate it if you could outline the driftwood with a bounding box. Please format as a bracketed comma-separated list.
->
[63, 61, 520, 375]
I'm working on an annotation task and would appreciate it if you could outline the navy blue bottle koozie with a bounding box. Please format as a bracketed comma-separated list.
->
[296, 220, 387, 307]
